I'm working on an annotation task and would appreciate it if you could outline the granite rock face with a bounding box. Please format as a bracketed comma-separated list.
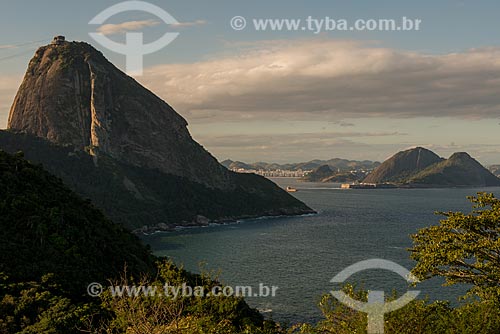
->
[8, 41, 231, 189]
[5, 39, 314, 229]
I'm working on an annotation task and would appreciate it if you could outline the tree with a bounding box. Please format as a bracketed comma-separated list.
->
[410, 192, 500, 300]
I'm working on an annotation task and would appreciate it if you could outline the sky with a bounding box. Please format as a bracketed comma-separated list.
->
[1, 0, 500, 164]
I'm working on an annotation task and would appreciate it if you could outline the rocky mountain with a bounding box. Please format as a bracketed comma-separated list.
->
[408, 152, 500, 187]
[2, 38, 313, 231]
[363, 147, 443, 183]
[8, 40, 230, 189]
[363, 147, 500, 187]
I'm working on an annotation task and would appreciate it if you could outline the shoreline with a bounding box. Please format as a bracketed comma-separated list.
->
[298, 181, 500, 189]
[135, 210, 318, 236]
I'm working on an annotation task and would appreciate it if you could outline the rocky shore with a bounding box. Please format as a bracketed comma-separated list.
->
[133, 208, 317, 235]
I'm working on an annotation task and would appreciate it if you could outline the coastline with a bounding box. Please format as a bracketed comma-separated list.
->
[134, 209, 317, 236]
[299, 181, 500, 189]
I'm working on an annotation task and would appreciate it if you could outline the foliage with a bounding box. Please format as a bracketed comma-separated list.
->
[0, 150, 278, 333]
[84, 260, 280, 334]
[0, 274, 102, 333]
[410, 192, 500, 300]
[289, 288, 500, 334]
[0, 150, 155, 295]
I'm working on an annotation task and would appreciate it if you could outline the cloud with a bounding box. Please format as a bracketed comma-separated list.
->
[0, 45, 17, 50]
[170, 20, 208, 28]
[198, 131, 404, 148]
[0, 75, 23, 129]
[96, 19, 160, 35]
[139, 39, 500, 123]
[94, 19, 207, 35]
[193, 131, 407, 163]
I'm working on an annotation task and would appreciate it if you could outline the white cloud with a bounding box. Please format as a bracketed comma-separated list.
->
[0, 45, 16, 50]
[138, 39, 500, 123]
[96, 19, 160, 35]
[170, 20, 207, 28]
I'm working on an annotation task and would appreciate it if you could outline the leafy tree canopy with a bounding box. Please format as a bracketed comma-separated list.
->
[411, 192, 500, 301]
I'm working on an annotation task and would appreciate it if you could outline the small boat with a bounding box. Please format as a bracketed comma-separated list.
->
[286, 186, 298, 192]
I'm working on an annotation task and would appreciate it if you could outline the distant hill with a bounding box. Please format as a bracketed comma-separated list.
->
[409, 152, 500, 187]
[300, 164, 367, 182]
[301, 165, 334, 182]
[223, 158, 380, 172]
[363, 147, 500, 187]
[363, 147, 443, 183]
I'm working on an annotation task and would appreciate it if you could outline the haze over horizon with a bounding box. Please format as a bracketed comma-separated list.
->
[2, 0, 500, 164]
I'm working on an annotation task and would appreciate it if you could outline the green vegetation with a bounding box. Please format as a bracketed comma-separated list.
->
[0, 150, 155, 293]
[2, 150, 500, 333]
[411, 192, 500, 301]
[289, 287, 500, 334]
[0, 150, 276, 333]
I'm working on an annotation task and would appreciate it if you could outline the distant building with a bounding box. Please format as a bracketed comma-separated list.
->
[51, 36, 66, 45]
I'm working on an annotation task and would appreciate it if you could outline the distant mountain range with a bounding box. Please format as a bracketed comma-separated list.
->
[300, 147, 500, 187]
[364, 147, 500, 187]
[221, 158, 380, 172]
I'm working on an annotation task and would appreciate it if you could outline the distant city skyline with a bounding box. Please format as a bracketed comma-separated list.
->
[1, 1, 500, 164]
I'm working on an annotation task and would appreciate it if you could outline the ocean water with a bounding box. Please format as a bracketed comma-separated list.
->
[142, 178, 500, 323]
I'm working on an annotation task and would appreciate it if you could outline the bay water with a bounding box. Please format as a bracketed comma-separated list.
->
[142, 178, 500, 323]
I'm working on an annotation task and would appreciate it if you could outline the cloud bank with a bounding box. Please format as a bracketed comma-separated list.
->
[140, 39, 500, 123]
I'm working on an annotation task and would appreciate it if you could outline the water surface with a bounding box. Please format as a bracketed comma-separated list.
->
[143, 178, 499, 323]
